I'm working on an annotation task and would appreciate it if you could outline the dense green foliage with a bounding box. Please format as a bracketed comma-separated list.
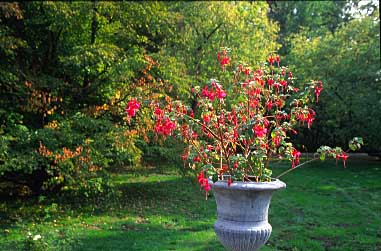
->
[268, 1, 380, 152]
[286, 4, 380, 152]
[0, 160, 380, 250]
[0, 1, 380, 195]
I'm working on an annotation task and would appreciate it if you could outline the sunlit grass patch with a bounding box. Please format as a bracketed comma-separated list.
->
[0, 160, 380, 250]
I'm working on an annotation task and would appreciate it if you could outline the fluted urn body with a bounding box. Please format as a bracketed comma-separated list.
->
[212, 179, 286, 251]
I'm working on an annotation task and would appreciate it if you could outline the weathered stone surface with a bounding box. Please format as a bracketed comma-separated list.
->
[212, 179, 286, 251]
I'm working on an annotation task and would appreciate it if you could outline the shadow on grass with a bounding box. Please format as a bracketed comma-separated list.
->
[76, 224, 224, 251]
[0, 172, 199, 223]
[71, 175, 224, 250]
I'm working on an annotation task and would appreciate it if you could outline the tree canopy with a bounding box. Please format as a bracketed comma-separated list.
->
[0, 1, 379, 196]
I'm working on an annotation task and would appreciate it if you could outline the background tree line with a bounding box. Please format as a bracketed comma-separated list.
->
[0, 1, 379, 196]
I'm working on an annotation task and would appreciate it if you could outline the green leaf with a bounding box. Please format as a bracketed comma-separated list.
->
[320, 153, 326, 161]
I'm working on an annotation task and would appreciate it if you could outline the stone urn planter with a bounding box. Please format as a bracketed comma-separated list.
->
[212, 179, 286, 251]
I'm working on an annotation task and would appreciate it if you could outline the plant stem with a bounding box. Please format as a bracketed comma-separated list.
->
[275, 158, 318, 179]
[174, 110, 219, 140]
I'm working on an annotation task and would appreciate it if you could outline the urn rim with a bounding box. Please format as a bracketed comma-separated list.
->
[211, 178, 286, 191]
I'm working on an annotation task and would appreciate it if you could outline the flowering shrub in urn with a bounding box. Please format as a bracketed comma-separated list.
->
[125, 48, 363, 196]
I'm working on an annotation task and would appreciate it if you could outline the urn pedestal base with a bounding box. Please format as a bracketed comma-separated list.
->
[215, 219, 272, 251]
[212, 179, 286, 251]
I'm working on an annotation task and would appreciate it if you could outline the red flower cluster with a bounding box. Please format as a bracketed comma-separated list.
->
[273, 135, 281, 146]
[335, 153, 349, 167]
[253, 124, 267, 138]
[193, 155, 201, 162]
[291, 148, 301, 168]
[154, 107, 164, 119]
[227, 177, 232, 186]
[295, 109, 316, 129]
[125, 98, 140, 117]
[268, 55, 275, 65]
[182, 148, 188, 162]
[125, 50, 363, 190]
[201, 82, 226, 101]
[197, 172, 211, 197]
[217, 50, 230, 67]
[268, 54, 280, 66]
[155, 117, 176, 136]
[314, 81, 324, 102]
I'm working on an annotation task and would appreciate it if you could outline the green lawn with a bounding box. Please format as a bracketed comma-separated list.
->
[1, 159, 380, 251]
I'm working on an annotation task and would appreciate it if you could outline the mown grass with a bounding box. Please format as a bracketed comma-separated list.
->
[0, 159, 380, 251]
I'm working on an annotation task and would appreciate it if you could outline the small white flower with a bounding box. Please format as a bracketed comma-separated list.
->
[33, 234, 41, 241]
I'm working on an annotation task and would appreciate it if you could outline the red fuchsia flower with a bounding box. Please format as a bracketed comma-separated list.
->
[227, 111, 234, 124]
[244, 68, 250, 76]
[233, 129, 238, 140]
[279, 79, 287, 88]
[219, 165, 228, 176]
[276, 112, 287, 122]
[249, 99, 259, 109]
[201, 85, 220, 101]
[339, 153, 349, 167]
[154, 107, 164, 119]
[291, 148, 301, 169]
[227, 177, 232, 186]
[256, 68, 264, 76]
[232, 111, 238, 126]
[216, 87, 227, 100]
[208, 89, 216, 101]
[288, 71, 293, 79]
[253, 124, 268, 138]
[193, 155, 201, 162]
[263, 118, 270, 127]
[296, 109, 316, 129]
[201, 86, 209, 97]
[257, 78, 265, 87]
[273, 81, 281, 93]
[182, 149, 189, 162]
[335, 153, 341, 161]
[220, 56, 230, 67]
[125, 98, 141, 117]
[276, 55, 281, 66]
[267, 78, 274, 88]
[217, 52, 221, 60]
[274, 98, 284, 108]
[273, 135, 281, 146]
[181, 105, 187, 114]
[266, 99, 273, 111]
[204, 182, 211, 192]
[261, 143, 269, 151]
[254, 88, 261, 96]
[268, 55, 275, 65]
[202, 113, 211, 124]
[314, 81, 324, 102]
[180, 124, 189, 138]
[155, 117, 176, 136]
[192, 131, 198, 139]
[306, 110, 316, 129]
[197, 172, 204, 184]
[281, 68, 285, 77]
[189, 109, 194, 118]
[233, 162, 239, 169]
[218, 113, 226, 125]
[197, 172, 211, 198]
